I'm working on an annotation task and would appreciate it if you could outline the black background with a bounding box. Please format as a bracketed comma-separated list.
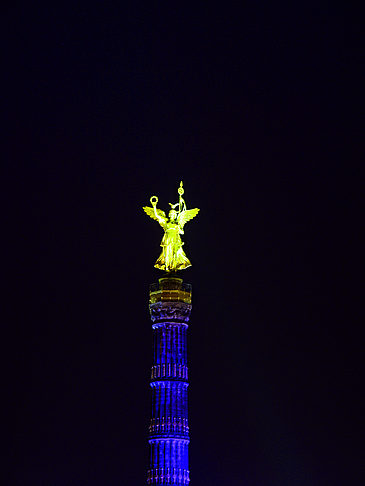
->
[4, 3, 363, 485]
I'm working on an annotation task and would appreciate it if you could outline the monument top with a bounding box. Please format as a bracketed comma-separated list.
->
[143, 181, 199, 273]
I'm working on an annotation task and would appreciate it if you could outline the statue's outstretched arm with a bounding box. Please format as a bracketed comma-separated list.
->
[151, 196, 165, 225]
[143, 197, 167, 228]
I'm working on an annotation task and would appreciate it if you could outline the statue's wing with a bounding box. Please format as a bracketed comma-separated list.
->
[177, 208, 200, 228]
[143, 206, 167, 226]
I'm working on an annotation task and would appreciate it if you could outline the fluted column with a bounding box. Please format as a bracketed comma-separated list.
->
[147, 277, 191, 485]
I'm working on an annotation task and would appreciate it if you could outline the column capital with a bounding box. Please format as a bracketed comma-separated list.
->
[149, 301, 192, 323]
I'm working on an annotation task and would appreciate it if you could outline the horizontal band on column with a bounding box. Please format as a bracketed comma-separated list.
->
[152, 321, 189, 329]
[149, 416, 189, 435]
[150, 380, 189, 388]
[148, 438, 190, 445]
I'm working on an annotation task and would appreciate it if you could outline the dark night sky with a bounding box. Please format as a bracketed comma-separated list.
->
[4, 3, 363, 485]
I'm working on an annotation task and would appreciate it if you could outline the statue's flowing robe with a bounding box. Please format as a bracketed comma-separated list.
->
[155, 222, 191, 271]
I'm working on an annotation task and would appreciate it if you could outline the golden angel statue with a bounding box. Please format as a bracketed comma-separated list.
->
[143, 181, 200, 272]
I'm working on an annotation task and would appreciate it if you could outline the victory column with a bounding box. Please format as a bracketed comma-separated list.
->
[143, 182, 199, 485]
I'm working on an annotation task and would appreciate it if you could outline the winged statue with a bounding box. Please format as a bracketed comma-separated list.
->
[143, 181, 200, 272]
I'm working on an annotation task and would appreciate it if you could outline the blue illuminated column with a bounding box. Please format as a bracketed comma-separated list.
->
[147, 276, 191, 485]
